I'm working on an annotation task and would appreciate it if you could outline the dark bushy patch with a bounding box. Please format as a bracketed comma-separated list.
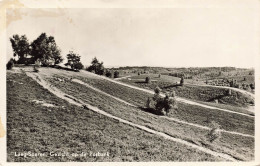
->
[105, 70, 112, 78]
[6, 59, 14, 70]
[146, 87, 177, 115]
[114, 71, 119, 78]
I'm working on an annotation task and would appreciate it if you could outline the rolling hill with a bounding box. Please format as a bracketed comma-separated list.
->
[7, 66, 255, 161]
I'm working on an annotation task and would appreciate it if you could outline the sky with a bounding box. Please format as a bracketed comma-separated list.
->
[6, 8, 259, 68]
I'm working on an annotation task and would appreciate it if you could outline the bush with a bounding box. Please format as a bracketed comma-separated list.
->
[250, 83, 255, 90]
[207, 121, 221, 143]
[147, 87, 177, 115]
[145, 76, 151, 83]
[180, 76, 184, 86]
[105, 70, 112, 78]
[114, 71, 119, 78]
[74, 62, 84, 71]
[6, 59, 14, 70]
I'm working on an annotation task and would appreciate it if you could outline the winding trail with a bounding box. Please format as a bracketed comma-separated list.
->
[81, 71, 254, 118]
[25, 71, 238, 162]
[72, 78, 254, 138]
[114, 75, 132, 80]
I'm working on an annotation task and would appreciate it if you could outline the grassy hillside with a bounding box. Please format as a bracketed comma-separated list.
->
[31, 67, 254, 161]
[120, 74, 254, 108]
[7, 71, 225, 162]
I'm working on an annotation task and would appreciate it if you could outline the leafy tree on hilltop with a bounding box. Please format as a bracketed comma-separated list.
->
[87, 57, 105, 75]
[10, 34, 30, 64]
[31, 33, 63, 66]
[65, 51, 84, 70]
[65, 51, 84, 71]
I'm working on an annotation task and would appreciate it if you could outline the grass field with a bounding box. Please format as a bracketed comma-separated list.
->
[7, 71, 227, 162]
[30, 67, 255, 161]
[119, 74, 254, 108]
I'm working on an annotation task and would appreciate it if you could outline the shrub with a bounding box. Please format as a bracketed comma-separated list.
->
[145, 76, 151, 83]
[154, 86, 161, 94]
[146, 87, 177, 115]
[207, 121, 221, 143]
[180, 76, 184, 86]
[6, 59, 14, 70]
[114, 71, 119, 78]
[105, 70, 112, 78]
[250, 83, 255, 90]
[74, 62, 84, 71]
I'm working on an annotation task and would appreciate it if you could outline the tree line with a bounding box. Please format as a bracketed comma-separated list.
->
[7, 33, 120, 78]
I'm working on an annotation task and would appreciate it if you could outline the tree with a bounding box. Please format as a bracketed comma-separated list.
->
[114, 71, 119, 78]
[10, 34, 30, 64]
[87, 57, 105, 75]
[65, 51, 84, 71]
[31, 33, 63, 66]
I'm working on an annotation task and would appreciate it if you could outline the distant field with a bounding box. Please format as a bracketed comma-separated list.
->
[31, 67, 254, 161]
[7, 71, 225, 161]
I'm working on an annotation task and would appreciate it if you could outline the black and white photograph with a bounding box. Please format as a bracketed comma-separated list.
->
[1, 0, 259, 165]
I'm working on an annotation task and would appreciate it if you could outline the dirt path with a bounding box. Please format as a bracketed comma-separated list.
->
[26, 71, 237, 161]
[114, 75, 132, 80]
[81, 71, 253, 118]
[72, 78, 253, 138]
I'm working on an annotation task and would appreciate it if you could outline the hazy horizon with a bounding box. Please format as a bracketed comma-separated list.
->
[6, 8, 258, 68]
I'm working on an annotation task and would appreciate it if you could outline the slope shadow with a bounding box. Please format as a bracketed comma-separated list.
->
[135, 81, 147, 84]
[138, 106, 164, 116]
